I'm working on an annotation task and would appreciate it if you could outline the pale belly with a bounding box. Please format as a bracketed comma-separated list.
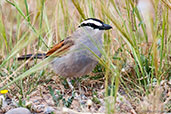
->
[51, 50, 101, 78]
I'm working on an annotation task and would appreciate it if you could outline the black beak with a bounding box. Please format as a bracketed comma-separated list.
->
[103, 24, 112, 30]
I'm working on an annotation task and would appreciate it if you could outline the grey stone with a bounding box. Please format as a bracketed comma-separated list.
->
[44, 106, 55, 114]
[5, 107, 31, 114]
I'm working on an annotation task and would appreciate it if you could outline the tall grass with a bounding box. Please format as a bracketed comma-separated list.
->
[0, 0, 170, 113]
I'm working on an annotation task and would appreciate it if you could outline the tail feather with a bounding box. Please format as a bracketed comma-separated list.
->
[17, 53, 46, 60]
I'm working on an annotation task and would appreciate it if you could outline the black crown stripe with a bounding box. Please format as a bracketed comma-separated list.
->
[79, 23, 104, 30]
[85, 18, 103, 24]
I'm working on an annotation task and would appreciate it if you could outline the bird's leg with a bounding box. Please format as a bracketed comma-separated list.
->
[78, 82, 82, 96]
[79, 83, 84, 100]
[66, 78, 74, 90]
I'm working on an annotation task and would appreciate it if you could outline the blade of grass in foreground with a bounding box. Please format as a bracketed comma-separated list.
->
[24, 0, 30, 22]
[0, 31, 29, 68]
[5, 0, 48, 48]
[0, 0, 50, 68]
[0, 56, 53, 90]
[0, 11, 8, 50]
[71, 0, 86, 19]
[103, 5, 146, 85]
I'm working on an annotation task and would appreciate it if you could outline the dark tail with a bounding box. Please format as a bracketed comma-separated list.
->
[17, 53, 47, 60]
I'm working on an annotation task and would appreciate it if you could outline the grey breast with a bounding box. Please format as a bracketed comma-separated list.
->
[51, 28, 103, 78]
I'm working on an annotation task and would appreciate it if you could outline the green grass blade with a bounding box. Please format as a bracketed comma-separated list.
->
[0, 56, 53, 90]
[71, 0, 86, 19]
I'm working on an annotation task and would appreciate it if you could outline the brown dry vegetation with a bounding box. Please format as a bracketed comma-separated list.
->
[0, 0, 171, 113]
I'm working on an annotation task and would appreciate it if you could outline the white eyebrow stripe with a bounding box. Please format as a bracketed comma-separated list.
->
[81, 20, 103, 26]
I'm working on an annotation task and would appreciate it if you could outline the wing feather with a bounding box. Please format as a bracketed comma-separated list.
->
[46, 36, 74, 56]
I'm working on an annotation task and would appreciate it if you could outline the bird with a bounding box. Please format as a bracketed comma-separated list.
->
[18, 18, 112, 89]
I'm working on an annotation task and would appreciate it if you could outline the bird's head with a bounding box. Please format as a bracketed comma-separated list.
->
[78, 18, 112, 30]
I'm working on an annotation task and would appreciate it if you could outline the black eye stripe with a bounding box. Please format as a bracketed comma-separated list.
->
[79, 23, 104, 30]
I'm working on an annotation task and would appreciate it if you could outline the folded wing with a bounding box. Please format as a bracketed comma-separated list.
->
[46, 36, 74, 56]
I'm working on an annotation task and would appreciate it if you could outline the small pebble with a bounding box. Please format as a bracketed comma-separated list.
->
[5, 107, 31, 114]
[0, 95, 5, 106]
[44, 106, 55, 114]
[86, 99, 93, 106]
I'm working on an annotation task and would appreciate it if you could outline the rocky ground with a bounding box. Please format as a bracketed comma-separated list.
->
[0, 79, 170, 114]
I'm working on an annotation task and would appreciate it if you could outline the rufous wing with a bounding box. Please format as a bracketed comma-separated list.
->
[46, 36, 74, 56]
